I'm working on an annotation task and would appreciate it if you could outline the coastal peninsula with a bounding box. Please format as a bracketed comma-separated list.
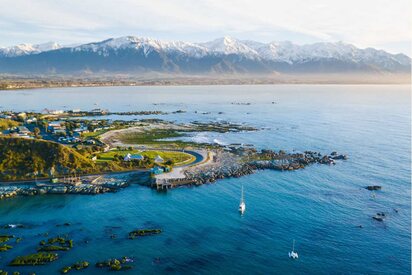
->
[0, 108, 347, 200]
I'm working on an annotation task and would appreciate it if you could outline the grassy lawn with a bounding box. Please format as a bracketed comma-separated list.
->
[81, 129, 109, 138]
[117, 129, 197, 148]
[114, 128, 222, 150]
[96, 149, 195, 166]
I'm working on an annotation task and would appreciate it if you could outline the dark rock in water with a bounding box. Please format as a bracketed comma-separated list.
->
[365, 185, 382, 191]
[37, 236, 73, 252]
[330, 154, 348, 160]
[372, 212, 386, 221]
[372, 216, 384, 222]
[95, 257, 133, 271]
[60, 261, 89, 274]
[0, 244, 13, 251]
[9, 252, 59, 266]
[128, 229, 162, 239]
[56, 222, 71, 227]
[3, 224, 25, 229]
[0, 235, 15, 243]
[152, 257, 162, 265]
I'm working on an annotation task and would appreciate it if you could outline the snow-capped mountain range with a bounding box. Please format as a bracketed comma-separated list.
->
[0, 42, 62, 58]
[0, 36, 410, 74]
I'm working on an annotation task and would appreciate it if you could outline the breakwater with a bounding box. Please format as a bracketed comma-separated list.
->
[153, 150, 348, 189]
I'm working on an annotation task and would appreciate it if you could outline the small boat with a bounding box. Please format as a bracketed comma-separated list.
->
[239, 185, 246, 214]
[288, 239, 299, 259]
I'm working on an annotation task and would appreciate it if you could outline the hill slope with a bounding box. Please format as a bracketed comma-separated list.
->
[0, 137, 97, 180]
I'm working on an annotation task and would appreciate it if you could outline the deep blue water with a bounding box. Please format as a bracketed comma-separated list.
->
[0, 85, 410, 274]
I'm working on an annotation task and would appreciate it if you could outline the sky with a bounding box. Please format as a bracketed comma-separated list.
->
[0, 0, 411, 55]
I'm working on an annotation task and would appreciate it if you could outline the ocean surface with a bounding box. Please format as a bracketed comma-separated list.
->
[0, 85, 410, 274]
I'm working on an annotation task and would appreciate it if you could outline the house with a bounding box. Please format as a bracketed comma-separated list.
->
[91, 156, 97, 161]
[26, 117, 37, 124]
[53, 128, 67, 135]
[17, 126, 31, 135]
[73, 126, 89, 134]
[0, 114, 12, 119]
[42, 109, 64, 115]
[154, 155, 164, 163]
[18, 134, 33, 139]
[48, 121, 66, 134]
[86, 139, 96, 144]
[17, 112, 27, 120]
[150, 167, 164, 175]
[48, 121, 62, 127]
[124, 153, 144, 161]
[58, 136, 80, 143]
[90, 108, 108, 115]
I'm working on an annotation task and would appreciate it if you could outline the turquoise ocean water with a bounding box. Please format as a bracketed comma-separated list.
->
[0, 85, 410, 274]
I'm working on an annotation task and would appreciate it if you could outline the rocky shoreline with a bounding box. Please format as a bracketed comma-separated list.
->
[154, 149, 348, 188]
[0, 177, 129, 200]
[0, 148, 348, 199]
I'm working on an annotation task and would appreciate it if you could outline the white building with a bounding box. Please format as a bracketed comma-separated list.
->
[124, 153, 144, 161]
[154, 155, 164, 163]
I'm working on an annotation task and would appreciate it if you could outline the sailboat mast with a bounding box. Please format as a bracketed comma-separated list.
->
[292, 239, 295, 251]
[241, 185, 244, 203]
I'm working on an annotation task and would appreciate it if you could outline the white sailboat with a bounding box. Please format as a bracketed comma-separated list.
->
[288, 239, 299, 259]
[239, 185, 246, 214]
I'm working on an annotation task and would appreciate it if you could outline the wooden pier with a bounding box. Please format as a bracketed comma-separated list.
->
[151, 178, 196, 190]
[61, 174, 82, 186]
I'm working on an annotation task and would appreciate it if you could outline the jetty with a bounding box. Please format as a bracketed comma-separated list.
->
[150, 148, 348, 190]
[151, 150, 210, 190]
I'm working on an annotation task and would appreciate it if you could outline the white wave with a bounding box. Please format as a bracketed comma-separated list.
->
[213, 138, 227, 145]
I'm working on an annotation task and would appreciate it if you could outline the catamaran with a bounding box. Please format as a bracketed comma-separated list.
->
[288, 239, 299, 259]
[239, 185, 246, 214]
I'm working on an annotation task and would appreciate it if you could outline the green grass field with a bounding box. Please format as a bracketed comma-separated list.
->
[81, 129, 109, 138]
[116, 129, 199, 148]
[96, 149, 194, 166]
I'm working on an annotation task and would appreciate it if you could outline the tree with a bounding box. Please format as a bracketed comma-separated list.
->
[39, 120, 48, 132]
[33, 127, 41, 138]
[165, 159, 174, 166]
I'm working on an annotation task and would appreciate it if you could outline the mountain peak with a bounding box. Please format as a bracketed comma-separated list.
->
[201, 36, 258, 56]
[0, 42, 62, 57]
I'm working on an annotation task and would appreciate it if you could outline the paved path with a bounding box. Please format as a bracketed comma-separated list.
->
[155, 150, 212, 181]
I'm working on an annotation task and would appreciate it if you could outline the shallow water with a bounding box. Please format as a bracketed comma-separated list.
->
[0, 85, 410, 274]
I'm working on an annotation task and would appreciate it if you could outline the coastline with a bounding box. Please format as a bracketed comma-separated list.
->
[0, 146, 348, 199]
[1, 74, 410, 91]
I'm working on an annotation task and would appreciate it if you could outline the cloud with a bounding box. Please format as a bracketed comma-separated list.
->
[0, 0, 410, 54]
